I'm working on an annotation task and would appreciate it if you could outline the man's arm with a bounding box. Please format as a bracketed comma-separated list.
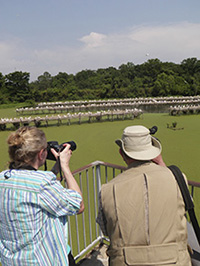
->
[96, 192, 108, 236]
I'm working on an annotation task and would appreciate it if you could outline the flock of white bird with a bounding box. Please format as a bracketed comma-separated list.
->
[0, 108, 143, 130]
[1, 96, 200, 130]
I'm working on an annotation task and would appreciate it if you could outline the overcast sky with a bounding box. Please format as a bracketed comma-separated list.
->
[0, 0, 200, 81]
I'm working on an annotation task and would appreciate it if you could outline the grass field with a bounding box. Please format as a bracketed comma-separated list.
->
[1, 108, 200, 258]
[1, 108, 200, 181]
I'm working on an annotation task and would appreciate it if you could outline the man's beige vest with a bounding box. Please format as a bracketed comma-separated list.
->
[101, 162, 191, 266]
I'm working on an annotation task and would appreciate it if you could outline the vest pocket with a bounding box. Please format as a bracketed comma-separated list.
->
[124, 243, 178, 265]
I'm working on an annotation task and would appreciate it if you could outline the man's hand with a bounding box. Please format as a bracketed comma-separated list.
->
[152, 154, 166, 167]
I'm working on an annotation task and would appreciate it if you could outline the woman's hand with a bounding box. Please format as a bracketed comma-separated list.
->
[59, 144, 72, 170]
[50, 144, 72, 171]
[51, 144, 84, 213]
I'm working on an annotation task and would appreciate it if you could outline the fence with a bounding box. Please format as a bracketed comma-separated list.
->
[68, 161, 125, 261]
[68, 161, 200, 262]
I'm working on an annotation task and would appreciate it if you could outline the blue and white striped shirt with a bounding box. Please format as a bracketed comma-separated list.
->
[0, 169, 82, 265]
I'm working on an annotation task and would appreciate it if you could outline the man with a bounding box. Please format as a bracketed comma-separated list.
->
[97, 125, 191, 266]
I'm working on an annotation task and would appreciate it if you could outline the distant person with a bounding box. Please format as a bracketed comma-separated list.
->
[97, 125, 191, 266]
[0, 126, 84, 265]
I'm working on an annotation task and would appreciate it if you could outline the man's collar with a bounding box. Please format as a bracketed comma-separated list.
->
[127, 160, 151, 169]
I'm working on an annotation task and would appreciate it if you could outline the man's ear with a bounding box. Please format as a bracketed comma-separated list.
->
[119, 148, 123, 158]
[119, 148, 132, 165]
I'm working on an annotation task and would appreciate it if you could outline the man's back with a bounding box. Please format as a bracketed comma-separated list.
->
[101, 161, 191, 266]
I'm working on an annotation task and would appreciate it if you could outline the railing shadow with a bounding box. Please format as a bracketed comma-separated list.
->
[77, 243, 107, 266]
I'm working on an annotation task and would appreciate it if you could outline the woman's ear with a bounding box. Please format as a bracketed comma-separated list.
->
[38, 148, 46, 161]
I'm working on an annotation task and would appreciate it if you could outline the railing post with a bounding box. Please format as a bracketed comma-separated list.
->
[92, 166, 98, 239]
[86, 169, 92, 243]
[191, 185, 194, 198]
[96, 164, 102, 204]
[79, 173, 86, 249]
[96, 164, 102, 237]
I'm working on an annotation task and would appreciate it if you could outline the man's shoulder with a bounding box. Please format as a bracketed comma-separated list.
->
[102, 162, 171, 188]
[102, 166, 142, 188]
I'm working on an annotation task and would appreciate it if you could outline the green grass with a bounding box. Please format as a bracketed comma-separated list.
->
[1, 111, 200, 206]
[1, 109, 200, 259]
[0, 110, 200, 179]
[1, 109, 200, 197]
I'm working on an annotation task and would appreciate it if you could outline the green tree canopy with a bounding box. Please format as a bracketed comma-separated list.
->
[1, 58, 200, 104]
[5, 71, 30, 103]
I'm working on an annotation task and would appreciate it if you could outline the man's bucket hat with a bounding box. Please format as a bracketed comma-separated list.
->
[115, 125, 162, 160]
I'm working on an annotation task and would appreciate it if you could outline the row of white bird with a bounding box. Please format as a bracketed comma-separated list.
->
[36, 96, 200, 107]
[16, 97, 200, 115]
[0, 109, 143, 130]
[169, 105, 200, 115]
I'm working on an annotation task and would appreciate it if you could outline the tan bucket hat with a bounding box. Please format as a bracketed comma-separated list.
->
[115, 125, 162, 160]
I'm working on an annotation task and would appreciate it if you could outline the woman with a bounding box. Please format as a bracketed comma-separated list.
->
[0, 126, 84, 265]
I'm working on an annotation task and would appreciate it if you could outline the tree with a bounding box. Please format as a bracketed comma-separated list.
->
[52, 72, 70, 88]
[152, 73, 175, 96]
[5, 71, 30, 102]
[136, 59, 162, 81]
[36, 72, 52, 90]
[181, 57, 200, 76]
[119, 62, 135, 81]
[75, 70, 97, 90]
[1, 58, 200, 103]
[0, 73, 7, 104]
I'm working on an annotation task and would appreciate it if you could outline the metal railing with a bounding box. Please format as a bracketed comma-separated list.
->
[68, 161, 200, 262]
[68, 161, 125, 261]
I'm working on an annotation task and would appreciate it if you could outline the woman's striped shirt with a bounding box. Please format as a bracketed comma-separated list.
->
[0, 169, 82, 265]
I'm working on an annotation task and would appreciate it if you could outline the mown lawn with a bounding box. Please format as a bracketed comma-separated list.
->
[1, 108, 200, 260]
[0, 109, 200, 180]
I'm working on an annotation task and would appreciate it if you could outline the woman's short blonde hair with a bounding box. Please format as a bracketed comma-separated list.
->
[7, 126, 47, 169]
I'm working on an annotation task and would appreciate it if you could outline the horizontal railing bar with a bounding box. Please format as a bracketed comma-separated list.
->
[188, 180, 200, 187]
[72, 161, 126, 175]
[74, 236, 103, 261]
[73, 162, 200, 188]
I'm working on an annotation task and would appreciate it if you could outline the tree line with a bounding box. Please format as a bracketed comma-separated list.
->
[1, 58, 200, 105]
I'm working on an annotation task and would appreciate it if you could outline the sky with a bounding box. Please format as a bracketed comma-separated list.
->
[0, 0, 200, 81]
